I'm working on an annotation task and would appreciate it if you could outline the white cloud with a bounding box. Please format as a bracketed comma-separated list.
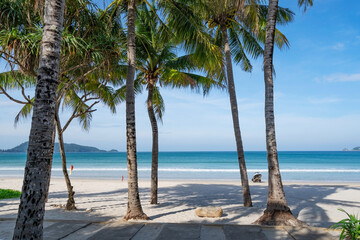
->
[307, 97, 342, 104]
[316, 73, 360, 82]
[331, 43, 345, 50]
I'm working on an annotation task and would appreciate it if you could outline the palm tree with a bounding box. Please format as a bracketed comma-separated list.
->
[103, 0, 168, 220]
[162, 0, 292, 207]
[1, 0, 125, 211]
[135, 4, 223, 204]
[254, 0, 313, 226]
[53, 76, 119, 210]
[122, 0, 149, 220]
[12, 0, 65, 238]
[215, 1, 254, 207]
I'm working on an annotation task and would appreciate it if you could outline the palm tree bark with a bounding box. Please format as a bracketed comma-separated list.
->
[147, 81, 159, 204]
[254, 0, 305, 226]
[123, 0, 148, 220]
[45, 124, 56, 203]
[221, 24, 252, 207]
[54, 111, 76, 210]
[12, 0, 65, 238]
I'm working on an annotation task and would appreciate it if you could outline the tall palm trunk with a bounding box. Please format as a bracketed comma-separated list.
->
[45, 124, 56, 203]
[254, 0, 304, 226]
[221, 24, 252, 207]
[12, 0, 65, 238]
[123, 0, 148, 220]
[147, 81, 159, 204]
[54, 111, 76, 210]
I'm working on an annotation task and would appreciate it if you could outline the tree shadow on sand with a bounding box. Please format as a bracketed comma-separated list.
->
[147, 183, 360, 227]
[3, 182, 357, 229]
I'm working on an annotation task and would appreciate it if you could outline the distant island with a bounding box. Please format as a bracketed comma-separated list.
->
[342, 147, 360, 151]
[0, 142, 118, 153]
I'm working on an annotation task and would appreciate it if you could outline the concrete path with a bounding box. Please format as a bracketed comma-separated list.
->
[0, 219, 341, 240]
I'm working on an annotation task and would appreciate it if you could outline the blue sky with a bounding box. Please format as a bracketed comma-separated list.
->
[1, 0, 360, 151]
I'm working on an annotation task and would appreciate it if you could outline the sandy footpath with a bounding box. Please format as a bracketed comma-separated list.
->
[1, 177, 359, 228]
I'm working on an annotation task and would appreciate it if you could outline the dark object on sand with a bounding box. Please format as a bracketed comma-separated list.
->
[252, 172, 262, 183]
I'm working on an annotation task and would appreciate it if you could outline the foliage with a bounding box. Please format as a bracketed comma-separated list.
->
[0, 0, 127, 129]
[135, 3, 224, 121]
[332, 209, 360, 240]
[161, 0, 293, 75]
[0, 189, 21, 200]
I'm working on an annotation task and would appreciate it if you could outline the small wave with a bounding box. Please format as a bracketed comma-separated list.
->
[1, 167, 360, 173]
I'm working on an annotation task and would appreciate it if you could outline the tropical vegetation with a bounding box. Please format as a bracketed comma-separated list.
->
[254, 0, 313, 226]
[0, 0, 125, 211]
[135, 3, 224, 204]
[0, 0, 317, 237]
[332, 209, 360, 240]
[11, 0, 65, 237]
[161, 0, 293, 207]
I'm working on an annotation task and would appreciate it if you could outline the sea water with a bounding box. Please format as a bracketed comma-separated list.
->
[0, 151, 360, 182]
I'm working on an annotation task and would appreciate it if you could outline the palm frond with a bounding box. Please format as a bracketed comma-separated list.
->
[0, 71, 36, 89]
[14, 99, 34, 126]
[152, 85, 165, 122]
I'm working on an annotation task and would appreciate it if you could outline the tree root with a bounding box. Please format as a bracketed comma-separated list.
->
[65, 190, 77, 211]
[65, 200, 77, 211]
[254, 210, 307, 226]
[123, 212, 149, 221]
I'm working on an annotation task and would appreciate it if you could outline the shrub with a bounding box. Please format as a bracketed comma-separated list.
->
[0, 189, 21, 200]
[332, 208, 360, 240]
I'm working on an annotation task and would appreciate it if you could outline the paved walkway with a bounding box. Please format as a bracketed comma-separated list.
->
[0, 219, 341, 240]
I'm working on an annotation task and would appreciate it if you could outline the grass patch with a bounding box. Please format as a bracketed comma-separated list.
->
[0, 189, 21, 200]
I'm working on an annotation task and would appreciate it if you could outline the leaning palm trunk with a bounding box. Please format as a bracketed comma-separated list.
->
[147, 81, 159, 204]
[54, 112, 76, 210]
[12, 0, 65, 238]
[254, 0, 305, 226]
[124, 0, 148, 220]
[221, 24, 252, 207]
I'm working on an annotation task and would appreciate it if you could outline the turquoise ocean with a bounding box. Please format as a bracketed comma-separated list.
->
[1, 151, 360, 182]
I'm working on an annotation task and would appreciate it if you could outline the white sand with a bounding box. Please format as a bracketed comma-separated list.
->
[1, 177, 359, 228]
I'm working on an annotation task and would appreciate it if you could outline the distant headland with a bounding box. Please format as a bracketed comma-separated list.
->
[342, 147, 360, 151]
[0, 142, 118, 153]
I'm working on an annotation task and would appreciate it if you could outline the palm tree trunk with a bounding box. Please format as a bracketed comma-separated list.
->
[12, 0, 65, 238]
[45, 124, 56, 203]
[254, 0, 305, 226]
[54, 111, 76, 210]
[123, 0, 148, 220]
[221, 24, 252, 207]
[147, 81, 159, 205]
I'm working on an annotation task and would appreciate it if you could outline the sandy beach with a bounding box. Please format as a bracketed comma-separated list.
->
[1, 177, 359, 229]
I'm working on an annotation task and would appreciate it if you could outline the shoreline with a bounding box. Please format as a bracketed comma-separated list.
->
[1, 177, 360, 228]
[2, 176, 360, 185]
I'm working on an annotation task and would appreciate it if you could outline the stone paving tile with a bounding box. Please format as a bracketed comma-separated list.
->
[131, 223, 164, 240]
[87, 222, 144, 240]
[44, 222, 91, 240]
[61, 223, 106, 240]
[224, 225, 268, 240]
[0, 220, 55, 240]
[261, 227, 293, 240]
[156, 223, 201, 240]
[0, 220, 16, 240]
[284, 227, 339, 240]
[0, 220, 343, 240]
[200, 225, 226, 240]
